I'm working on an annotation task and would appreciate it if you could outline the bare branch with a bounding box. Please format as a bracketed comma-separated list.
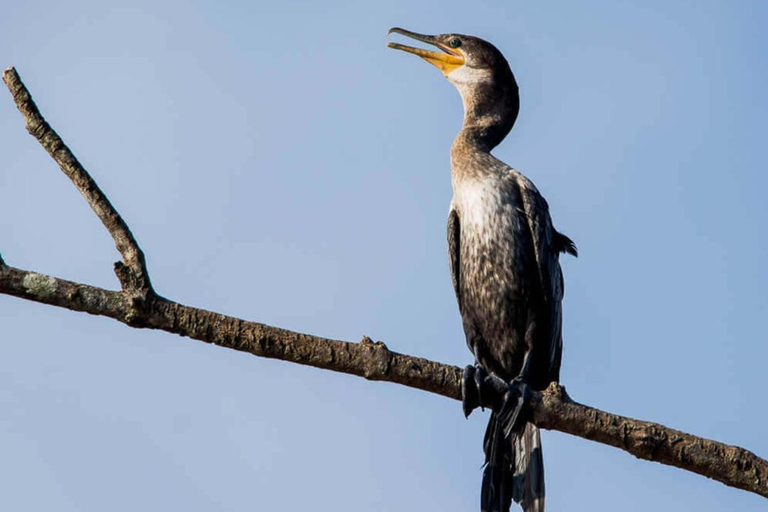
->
[1, 263, 766, 499]
[1, 66, 766, 501]
[531, 385, 768, 500]
[2, 66, 152, 293]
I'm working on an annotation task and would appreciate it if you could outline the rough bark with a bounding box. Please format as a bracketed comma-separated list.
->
[2, 67, 151, 293]
[2, 66, 766, 501]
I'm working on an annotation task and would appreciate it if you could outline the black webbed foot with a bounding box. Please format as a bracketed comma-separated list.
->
[499, 378, 532, 438]
[462, 365, 510, 418]
[462, 364, 483, 418]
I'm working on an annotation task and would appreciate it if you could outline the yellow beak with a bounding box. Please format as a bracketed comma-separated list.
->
[387, 27, 465, 75]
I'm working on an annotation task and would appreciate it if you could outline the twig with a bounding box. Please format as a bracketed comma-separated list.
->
[1, 67, 766, 501]
[2, 67, 152, 294]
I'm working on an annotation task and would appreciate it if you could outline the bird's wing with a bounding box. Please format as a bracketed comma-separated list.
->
[447, 208, 462, 310]
[514, 173, 566, 381]
[515, 175, 558, 302]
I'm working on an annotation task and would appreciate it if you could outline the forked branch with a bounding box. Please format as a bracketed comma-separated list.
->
[3, 67, 151, 294]
[1, 66, 766, 501]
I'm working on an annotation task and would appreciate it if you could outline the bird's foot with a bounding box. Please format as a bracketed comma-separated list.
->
[462, 364, 483, 417]
[499, 378, 532, 438]
[462, 364, 509, 418]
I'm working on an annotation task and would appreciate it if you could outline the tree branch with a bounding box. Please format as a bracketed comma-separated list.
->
[2, 67, 152, 294]
[2, 66, 766, 501]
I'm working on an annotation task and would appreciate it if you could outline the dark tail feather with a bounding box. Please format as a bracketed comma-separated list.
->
[482, 414, 545, 512]
[554, 230, 578, 258]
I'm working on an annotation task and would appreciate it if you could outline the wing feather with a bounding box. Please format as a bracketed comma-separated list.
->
[514, 173, 570, 382]
[447, 209, 462, 311]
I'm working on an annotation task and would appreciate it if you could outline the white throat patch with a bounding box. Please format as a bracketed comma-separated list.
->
[446, 65, 492, 85]
[446, 65, 493, 119]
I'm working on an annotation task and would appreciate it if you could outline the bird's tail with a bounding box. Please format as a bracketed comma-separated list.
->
[482, 413, 545, 512]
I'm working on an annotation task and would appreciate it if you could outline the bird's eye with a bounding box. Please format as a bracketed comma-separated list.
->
[449, 38, 461, 48]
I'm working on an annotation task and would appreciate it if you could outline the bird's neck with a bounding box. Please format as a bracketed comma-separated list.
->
[451, 76, 519, 156]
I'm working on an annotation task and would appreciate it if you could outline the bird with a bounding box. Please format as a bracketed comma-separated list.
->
[387, 28, 577, 512]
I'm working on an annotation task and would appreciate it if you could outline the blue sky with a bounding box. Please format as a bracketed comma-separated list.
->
[1, 1, 766, 510]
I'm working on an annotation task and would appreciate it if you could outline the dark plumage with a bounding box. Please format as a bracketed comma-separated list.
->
[389, 29, 576, 512]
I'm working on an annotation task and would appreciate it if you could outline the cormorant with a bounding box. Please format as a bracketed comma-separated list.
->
[388, 28, 576, 512]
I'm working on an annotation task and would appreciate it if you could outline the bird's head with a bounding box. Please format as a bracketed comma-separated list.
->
[387, 28, 519, 146]
[387, 28, 513, 88]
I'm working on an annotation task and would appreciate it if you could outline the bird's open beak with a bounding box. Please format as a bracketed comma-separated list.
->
[387, 27, 465, 75]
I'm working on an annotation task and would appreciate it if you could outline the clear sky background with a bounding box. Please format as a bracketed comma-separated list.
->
[1, 1, 767, 511]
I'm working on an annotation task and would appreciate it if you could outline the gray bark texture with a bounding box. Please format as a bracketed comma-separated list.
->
[2, 66, 767, 501]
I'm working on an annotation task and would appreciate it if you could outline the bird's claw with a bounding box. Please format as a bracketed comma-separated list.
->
[462, 364, 483, 418]
[462, 365, 512, 418]
[462, 365, 531, 431]
[500, 378, 531, 438]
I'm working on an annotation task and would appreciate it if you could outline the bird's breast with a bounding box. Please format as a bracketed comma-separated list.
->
[452, 175, 539, 373]
[453, 176, 527, 253]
